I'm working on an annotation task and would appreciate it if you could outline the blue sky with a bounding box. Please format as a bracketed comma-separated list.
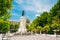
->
[9, 0, 57, 22]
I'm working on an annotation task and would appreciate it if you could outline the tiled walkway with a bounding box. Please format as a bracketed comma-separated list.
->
[8, 34, 60, 40]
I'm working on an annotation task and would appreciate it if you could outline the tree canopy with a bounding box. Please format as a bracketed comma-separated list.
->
[0, 0, 13, 20]
[0, 0, 13, 33]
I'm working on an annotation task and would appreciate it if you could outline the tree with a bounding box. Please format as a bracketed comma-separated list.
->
[37, 26, 42, 32]
[10, 23, 19, 33]
[41, 25, 50, 33]
[0, 0, 13, 20]
[57, 24, 60, 30]
[51, 23, 60, 30]
[30, 12, 48, 28]
[49, 0, 60, 24]
[0, 20, 11, 33]
[40, 12, 48, 26]
[0, 0, 13, 33]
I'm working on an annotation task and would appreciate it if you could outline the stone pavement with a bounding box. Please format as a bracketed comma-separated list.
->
[0, 34, 2, 40]
[8, 34, 60, 40]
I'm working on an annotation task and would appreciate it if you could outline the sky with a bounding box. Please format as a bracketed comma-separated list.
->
[9, 0, 57, 22]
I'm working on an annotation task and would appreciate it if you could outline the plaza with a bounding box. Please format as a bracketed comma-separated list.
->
[0, 0, 60, 40]
[7, 34, 60, 40]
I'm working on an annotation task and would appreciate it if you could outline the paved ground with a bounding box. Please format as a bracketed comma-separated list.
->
[8, 34, 60, 40]
[1, 34, 60, 40]
[0, 34, 2, 40]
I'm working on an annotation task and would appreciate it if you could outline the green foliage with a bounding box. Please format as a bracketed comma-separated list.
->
[37, 26, 42, 32]
[30, 12, 48, 28]
[51, 23, 60, 30]
[49, 0, 60, 23]
[0, 0, 13, 33]
[51, 23, 57, 30]
[40, 12, 48, 26]
[10, 23, 19, 30]
[41, 25, 50, 33]
[57, 24, 60, 30]
[26, 24, 29, 32]
[0, 20, 11, 33]
[0, 0, 13, 20]
[10, 22, 19, 32]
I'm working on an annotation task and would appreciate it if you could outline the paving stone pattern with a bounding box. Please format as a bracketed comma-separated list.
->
[8, 34, 60, 40]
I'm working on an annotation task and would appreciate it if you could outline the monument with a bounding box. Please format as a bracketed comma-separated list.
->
[17, 11, 27, 34]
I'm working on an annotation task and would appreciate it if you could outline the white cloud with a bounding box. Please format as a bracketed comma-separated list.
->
[35, 14, 40, 17]
[14, 0, 51, 13]
[12, 13, 19, 16]
[14, 0, 23, 4]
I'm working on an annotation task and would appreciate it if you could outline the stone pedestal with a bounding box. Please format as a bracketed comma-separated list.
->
[17, 16, 27, 34]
